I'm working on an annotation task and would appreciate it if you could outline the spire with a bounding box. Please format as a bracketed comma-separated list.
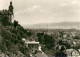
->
[10, 0, 12, 5]
[10, 1, 12, 5]
[8, 1, 14, 14]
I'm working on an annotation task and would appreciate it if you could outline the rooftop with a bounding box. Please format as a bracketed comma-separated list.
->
[27, 41, 39, 44]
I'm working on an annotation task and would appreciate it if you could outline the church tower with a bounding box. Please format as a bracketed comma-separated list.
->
[8, 1, 14, 15]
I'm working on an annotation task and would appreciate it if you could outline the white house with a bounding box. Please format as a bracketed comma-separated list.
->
[22, 38, 42, 52]
[66, 49, 80, 57]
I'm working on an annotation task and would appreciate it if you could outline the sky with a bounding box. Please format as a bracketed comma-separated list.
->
[0, 0, 80, 25]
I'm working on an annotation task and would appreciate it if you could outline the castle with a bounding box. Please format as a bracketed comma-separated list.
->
[0, 1, 14, 25]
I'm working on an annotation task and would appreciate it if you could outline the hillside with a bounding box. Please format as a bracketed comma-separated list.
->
[0, 22, 33, 57]
[0, 21, 56, 57]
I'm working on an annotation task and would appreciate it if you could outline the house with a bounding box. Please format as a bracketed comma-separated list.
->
[27, 41, 41, 54]
[22, 38, 41, 54]
[66, 49, 80, 57]
[72, 41, 77, 47]
[78, 49, 80, 53]
[62, 34, 68, 44]
[62, 38, 67, 44]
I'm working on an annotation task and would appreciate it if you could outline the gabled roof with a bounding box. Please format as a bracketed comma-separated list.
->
[0, 10, 12, 15]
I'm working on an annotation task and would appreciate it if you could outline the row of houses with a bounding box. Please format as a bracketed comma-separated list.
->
[58, 34, 80, 57]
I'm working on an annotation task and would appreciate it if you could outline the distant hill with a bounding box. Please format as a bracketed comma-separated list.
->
[24, 22, 80, 29]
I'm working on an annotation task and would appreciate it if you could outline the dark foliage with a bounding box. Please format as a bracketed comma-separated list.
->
[37, 33, 55, 49]
[13, 20, 18, 28]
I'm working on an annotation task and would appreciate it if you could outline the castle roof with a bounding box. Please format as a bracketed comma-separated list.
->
[0, 10, 12, 15]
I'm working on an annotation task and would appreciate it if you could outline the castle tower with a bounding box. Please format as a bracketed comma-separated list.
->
[8, 1, 14, 15]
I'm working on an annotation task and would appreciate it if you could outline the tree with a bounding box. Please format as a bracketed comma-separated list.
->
[13, 20, 18, 28]
[43, 34, 55, 49]
[37, 33, 44, 43]
[59, 40, 63, 45]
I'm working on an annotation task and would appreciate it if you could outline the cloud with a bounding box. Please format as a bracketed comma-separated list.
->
[72, 0, 79, 4]
[27, 5, 41, 11]
[59, 3, 68, 7]
[33, 5, 41, 9]
[15, 5, 50, 19]
[59, 0, 80, 7]
[15, 5, 41, 14]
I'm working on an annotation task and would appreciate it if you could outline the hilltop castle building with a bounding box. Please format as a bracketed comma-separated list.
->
[0, 1, 14, 23]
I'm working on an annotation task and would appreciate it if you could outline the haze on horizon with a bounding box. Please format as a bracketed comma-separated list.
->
[0, 0, 80, 26]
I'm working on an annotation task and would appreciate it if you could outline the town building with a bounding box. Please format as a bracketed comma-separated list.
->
[22, 38, 42, 54]
[66, 49, 80, 57]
